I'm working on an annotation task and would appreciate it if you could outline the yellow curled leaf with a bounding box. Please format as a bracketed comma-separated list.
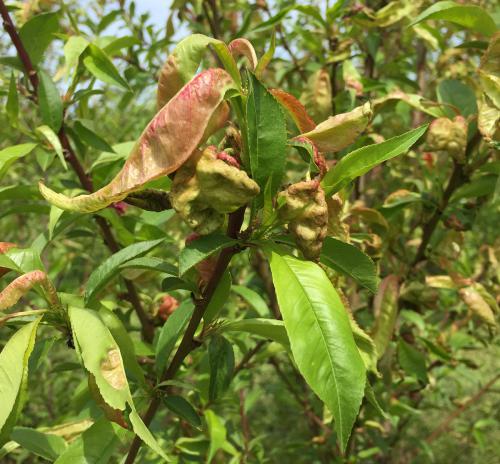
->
[300, 69, 332, 124]
[299, 102, 372, 153]
[459, 286, 497, 329]
[39, 69, 235, 213]
[228, 38, 258, 70]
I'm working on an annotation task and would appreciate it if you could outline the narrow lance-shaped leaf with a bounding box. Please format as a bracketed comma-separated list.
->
[267, 249, 365, 451]
[40, 69, 235, 213]
[157, 34, 241, 108]
[0, 319, 42, 445]
[371, 275, 399, 358]
[299, 102, 372, 153]
[255, 31, 275, 79]
[322, 125, 428, 195]
[246, 73, 287, 196]
[38, 70, 63, 132]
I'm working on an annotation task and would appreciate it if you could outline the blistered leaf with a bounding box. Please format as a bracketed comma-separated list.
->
[157, 34, 240, 108]
[270, 89, 316, 133]
[459, 287, 497, 329]
[0, 271, 59, 311]
[299, 102, 372, 153]
[371, 275, 399, 358]
[300, 69, 332, 124]
[40, 69, 235, 213]
[228, 38, 257, 70]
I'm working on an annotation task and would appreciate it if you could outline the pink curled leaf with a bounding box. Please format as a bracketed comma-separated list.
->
[39, 69, 236, 213]
[0, 242, 16, 278]
[0, 270, 59, 311]
[270, 89, 316, 133]
[228, 38, 258, 70]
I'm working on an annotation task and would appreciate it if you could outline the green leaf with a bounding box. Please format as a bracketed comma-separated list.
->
[38, 70, 63, 132]
[372, 275, 399, 359]
[119, 257, 177, 276]
[255, 31, 275, 79]
[208, 335, 235, 401]
[6, 72, 18, 125]
[321, 125, 428, 195]
[164, 396, 201, 428]
[83, 44, 130, 90]
[84, 239, 164, 304]
[36, 125, 67, 170]
[54, 418, 128, 464]
[179, 234, 236, 276]
[246, 73, 287, 196]
[11, 427, 67, 461]
[204, 270, 232, 324]
[409, 1, 496, 36]
[398, 340, 428, 384]
[0, 319, 42, 446]
[205, 410, 226, 463]
[99, 308, 146, 387]
[451, 174, 498, 201]
[268, 250, 365, 451]
[0, 144, 37, 180]
[437, 79, 477, 117]
[155, 300, 194, 376]
[320, 237, 379, 293]
[63, 36, 89, 77]
[231, 285, 269, 317]
[221, 318, 289, 347]
[19, 12, 59, 65]
[72, 121, 114, 152]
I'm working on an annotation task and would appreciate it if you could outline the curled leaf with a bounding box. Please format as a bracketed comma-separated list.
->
[300, 69, 332, 123]
[40, 69, 235, 213]
[459, 286, 497, 329]
[0, 270, 59, 311]
[270, 89, 316, 133]
[0, 243, 16, 278]
[228, 38, 257, 70]
[157, 34, 240, 108]
[299, 102, 372, 153]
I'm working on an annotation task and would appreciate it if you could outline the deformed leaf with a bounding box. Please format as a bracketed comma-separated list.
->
[300, 69, 332, 124]
[40, 69, 235, 212]
[459, 286, 497, 329]
[270, 88, 316, 133]
[228, 38, 257, 70]
[299, 102, 372, 153]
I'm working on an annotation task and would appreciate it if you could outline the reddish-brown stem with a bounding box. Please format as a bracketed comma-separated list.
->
[124, 207, 246, 464]
[0, 0, 154, 342]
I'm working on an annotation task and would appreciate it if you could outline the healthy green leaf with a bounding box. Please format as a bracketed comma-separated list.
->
[409, 1, 496, 36]
[11, 427, 67, 461]
[38, 70, 63, 132]
[268, 250, 365, 451]
[0, 144, 37, 180]
[205, 410, 227, 463]
[84, 239, 164, 304]
[398, 340, 428, 384]
[437, 79, 477, 117]
[231, 285, 269, 317]
[204, 270, 232, 324]
[322, 125, 428, 195]
[83, 44, 130, 90]
[0, 319, 42, 445]
[6, 72, 18, 125]
[221, 318, 289, 347]
[246, 73, 287, 196]
[63, 36, 89, 77]
[164, 396, 201, 428]
[255, 31, 275, 79]
[179, 234, 236, 276]
[156, 300, 194, 376]
[320, 237, 379, 293]
[36, 125, 67, 170]
[19, 12, 59, 65]
[72, 121, 114, 153]
[208, 335, 235, 401]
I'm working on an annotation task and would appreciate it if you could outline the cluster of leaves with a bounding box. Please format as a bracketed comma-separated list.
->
[0, 0, 499, 463]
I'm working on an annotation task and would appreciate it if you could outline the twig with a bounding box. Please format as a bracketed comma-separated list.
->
[124, 207, 246, 464]
[0, 0, 155, 342]
[234, 339, 267, 375]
